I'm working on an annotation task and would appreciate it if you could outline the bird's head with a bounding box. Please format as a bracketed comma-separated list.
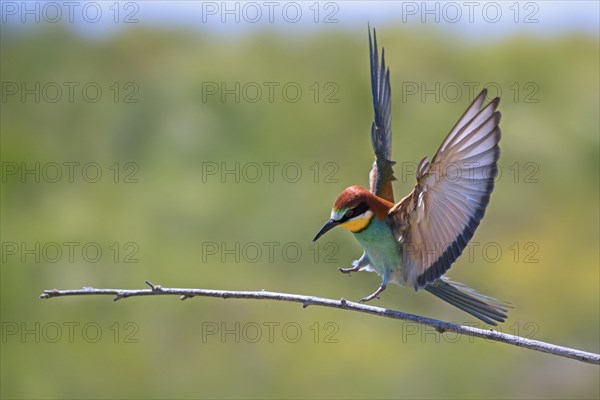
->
[313, 185, 389, 242]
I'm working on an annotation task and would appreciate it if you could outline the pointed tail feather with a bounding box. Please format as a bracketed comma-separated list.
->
[425, 278, 509, 325]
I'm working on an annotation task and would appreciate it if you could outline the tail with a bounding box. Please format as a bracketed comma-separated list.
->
[424, 278, 509, 326]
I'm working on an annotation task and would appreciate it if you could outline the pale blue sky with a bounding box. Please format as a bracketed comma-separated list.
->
[2, 1, 599, 39]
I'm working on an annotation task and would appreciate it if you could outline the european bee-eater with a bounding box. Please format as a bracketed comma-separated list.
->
[313, 28, 508, 325]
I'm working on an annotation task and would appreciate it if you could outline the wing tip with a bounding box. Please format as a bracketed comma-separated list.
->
[368, 26, 393, 161]
[477, 88, 501, 104]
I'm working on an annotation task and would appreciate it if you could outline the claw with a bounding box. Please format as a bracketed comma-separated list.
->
[338, 265, 361, 274]
[359, 285, 387, 303]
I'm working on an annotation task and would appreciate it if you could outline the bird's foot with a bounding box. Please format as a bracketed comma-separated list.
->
[359, 285, 386, 303]
[338, 265, 361, 275]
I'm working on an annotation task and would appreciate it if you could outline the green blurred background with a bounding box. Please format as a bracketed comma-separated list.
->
[1, 1, 599, 399]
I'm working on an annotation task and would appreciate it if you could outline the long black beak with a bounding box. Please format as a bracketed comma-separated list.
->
[312, 219, 339, 242]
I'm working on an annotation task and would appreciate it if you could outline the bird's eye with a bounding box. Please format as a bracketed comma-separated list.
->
[343, 202, 369, 221]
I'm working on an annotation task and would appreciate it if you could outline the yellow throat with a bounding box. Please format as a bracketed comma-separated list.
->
[340, 212, 373, 233]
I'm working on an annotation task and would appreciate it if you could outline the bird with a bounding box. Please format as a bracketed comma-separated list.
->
[312, 27, 508, 325]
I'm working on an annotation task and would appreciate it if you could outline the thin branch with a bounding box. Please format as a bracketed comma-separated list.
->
[39, 281, 599, 365]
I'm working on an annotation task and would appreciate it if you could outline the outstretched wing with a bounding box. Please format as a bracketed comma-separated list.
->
[389, 89, 501, 290]
[368, 27, 396, 203]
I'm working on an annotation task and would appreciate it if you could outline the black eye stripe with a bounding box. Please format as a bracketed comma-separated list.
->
[341, 202, 369, 222]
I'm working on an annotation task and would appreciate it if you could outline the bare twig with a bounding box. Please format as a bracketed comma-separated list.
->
[39, 281, 599, 365]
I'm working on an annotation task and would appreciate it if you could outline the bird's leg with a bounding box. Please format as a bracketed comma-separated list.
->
[359, 269, 389, 303]
[359, 284, 387, 303]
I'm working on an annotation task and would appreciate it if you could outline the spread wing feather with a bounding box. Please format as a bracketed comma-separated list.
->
[389, 90, 501, 290]
[368, 27, 396, 202]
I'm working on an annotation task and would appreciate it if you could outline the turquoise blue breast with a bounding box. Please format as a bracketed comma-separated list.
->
[353, 217, 403, 277]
